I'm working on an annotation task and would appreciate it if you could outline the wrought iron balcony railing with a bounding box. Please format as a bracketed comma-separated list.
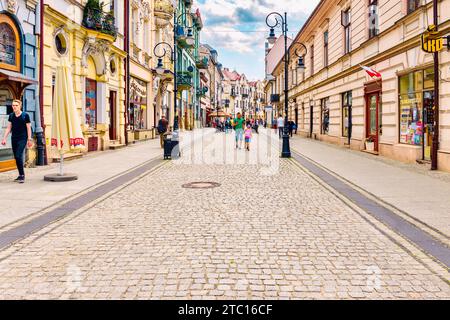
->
[82, 8, 118, 39]
[195, 56, 208, 69]
[177, 72, 193, 91]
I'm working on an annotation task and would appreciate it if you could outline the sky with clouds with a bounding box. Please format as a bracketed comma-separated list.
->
[196, 0, 320, 81]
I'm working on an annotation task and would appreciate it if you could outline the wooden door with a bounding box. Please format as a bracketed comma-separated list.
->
[366, 92, 380, 151]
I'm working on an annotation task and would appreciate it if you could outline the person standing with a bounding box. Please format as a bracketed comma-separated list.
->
[277, 115, 284, 139]
[233, 112, 245, 149]
[288, 120, 294, 137]
[1, 100, 33, 183]
[244, 124, 253, 151]
[157, 115, 169, 148]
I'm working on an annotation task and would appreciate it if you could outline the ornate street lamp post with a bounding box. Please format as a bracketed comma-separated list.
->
[153, 12, 195, 132]
[266, 12, 306, 158]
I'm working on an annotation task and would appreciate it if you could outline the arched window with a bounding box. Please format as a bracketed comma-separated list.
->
[0, 14, 21, 72]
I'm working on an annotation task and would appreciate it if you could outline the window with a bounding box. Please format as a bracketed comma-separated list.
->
[55, 32, 68, 56]
[321, 98, 330, 134]
[323, 31, 329, 67]
[398, 68, 434, 146]
[341, 9, 351, 54]
[369, 0, 379, 39]
[407, 0, 421, 14]
[85, 78, 97, 129]
[342, 91, 352, 137]
[0, 15, 20, 72]
[310, 45, 314, 76]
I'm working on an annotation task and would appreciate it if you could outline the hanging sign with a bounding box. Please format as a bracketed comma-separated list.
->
[421, 25, 444, 53]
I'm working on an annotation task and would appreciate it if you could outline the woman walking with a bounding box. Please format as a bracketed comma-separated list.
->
[1, 100, 33, 183]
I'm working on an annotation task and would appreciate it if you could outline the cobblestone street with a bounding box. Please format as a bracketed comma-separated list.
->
[0, 129, 448, 299]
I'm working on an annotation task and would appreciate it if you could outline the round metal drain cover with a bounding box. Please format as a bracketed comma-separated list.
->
[182, 181, 221, 189]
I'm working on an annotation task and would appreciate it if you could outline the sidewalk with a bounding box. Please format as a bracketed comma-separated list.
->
[0, 129, 213, 230]
[289, 136, 450, 239]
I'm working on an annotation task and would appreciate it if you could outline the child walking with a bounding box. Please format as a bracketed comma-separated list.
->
[244, 124, 252, 151]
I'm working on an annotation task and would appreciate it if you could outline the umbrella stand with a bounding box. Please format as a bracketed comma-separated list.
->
[44, 152, 78, 182]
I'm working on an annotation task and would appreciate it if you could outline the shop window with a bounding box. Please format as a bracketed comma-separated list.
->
[407, 0, 421, 14]
[0, 15, 21, 72]
[85, 78, 97, 129]
[342, 91, 352, 137]
[398, 68, 434, 146]
[321, 97, 330, 135]
[368, 0, 379, 39]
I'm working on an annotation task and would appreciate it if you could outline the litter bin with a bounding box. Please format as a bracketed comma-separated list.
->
[163, 134, 180, 160]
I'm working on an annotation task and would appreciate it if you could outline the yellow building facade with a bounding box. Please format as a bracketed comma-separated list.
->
[43, 1, 126, 159]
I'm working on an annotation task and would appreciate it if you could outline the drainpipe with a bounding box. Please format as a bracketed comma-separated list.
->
[124, 0, 129, 145]
[37, 0, 47, 165]
[431, 0, 439, 170]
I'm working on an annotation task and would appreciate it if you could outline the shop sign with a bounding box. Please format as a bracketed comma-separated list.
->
[130, 77, 147, 104]
[421, 25, 444, 53]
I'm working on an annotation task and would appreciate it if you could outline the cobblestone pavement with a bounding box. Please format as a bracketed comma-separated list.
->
[0, 129, 448, 299]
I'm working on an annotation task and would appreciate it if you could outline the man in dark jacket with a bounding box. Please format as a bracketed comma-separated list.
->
[157, 115, 169, 148]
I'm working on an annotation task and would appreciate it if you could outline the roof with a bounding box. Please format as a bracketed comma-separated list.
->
[222, 68, 241, 81]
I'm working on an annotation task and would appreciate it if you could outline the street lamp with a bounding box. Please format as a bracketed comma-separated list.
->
[153, 41, 175, 127]
[266, 12, 307, 158]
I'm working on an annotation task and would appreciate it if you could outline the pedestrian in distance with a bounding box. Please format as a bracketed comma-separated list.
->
[244, 124, 252, 151]
[157, 115, 169, 148]
[233, 112, 245, 149]
[277, 115, 284, 139]
[288, 120, 294, 137]
[1, 99, 33, 183]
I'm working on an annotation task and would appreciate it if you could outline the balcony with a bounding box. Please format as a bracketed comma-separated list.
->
[82, 7, 117, 40]
[177, 72, 193, 91]
[184, 0, 193, 7]
[195, 56, 208, 69]
[176, 26, 195, 49]
[154, 0, 174, 27]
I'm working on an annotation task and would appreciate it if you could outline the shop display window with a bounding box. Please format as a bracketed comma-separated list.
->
[321, 97, 330, 135]
[85, 78, 97, 129]
[398, 68, 434, 146]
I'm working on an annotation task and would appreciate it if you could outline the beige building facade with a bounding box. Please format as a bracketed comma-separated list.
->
[273, 0, 450, 172]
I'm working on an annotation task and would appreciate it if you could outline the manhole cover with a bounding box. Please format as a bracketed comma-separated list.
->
[182, 181, 221, 189]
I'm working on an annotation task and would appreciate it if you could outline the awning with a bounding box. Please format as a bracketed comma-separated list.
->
[0, 69, 38, 85]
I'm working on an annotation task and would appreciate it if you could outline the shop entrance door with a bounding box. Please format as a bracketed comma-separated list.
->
[294, 108, 298, 129]
[366, 92, 380, 152]
[309, 104, 313, 138]
[423, 91, 434, 161]
[0, 86, 15, 172]
[109, 91, 117, 141]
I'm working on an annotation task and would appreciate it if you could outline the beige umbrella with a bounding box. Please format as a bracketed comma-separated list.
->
[44, 58, 85, 182]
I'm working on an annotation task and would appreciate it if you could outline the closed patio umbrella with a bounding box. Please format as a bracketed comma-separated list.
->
[44, 58, 85, 182]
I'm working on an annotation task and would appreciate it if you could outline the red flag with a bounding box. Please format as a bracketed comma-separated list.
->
[361, 65, 381, 79]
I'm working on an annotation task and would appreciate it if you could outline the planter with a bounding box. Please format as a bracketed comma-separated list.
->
[365, 141, 375, 152]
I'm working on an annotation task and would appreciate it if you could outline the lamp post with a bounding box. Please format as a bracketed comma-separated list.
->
[153, 12, 195, 131]
[266, 12, 306, 158]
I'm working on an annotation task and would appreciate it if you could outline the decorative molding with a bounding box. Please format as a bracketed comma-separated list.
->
[6, 0, 17, 13]
[81, 36, 110, 75]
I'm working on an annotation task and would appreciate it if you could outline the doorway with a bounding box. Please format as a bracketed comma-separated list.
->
[423, 90, 434, 161]
[109, 90, 117, 141]
[294, 108, 298, 130]
[365, 92, 380, 152]
[309, 103, 313, 138]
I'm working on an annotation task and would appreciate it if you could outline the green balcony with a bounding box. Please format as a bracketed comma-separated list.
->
[82, 6, 117, 39]
[195, 56, 208, 69]
[177, 72, 193, 91]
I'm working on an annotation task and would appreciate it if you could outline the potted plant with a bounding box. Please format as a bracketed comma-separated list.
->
[365, 136, 375, 151]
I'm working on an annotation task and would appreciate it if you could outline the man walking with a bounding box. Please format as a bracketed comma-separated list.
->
[233, 112, 245, 149]
[1, 99, 33, 183]
[277, 115, 284, 139]
[157, 115, 169, 148]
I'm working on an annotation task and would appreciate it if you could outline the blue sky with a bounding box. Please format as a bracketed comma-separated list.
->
[196, 0, 320, 80]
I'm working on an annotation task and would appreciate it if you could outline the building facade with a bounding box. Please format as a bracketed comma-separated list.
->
[0, 0, 40, 172]
[273, 0, 450, 172]
[42, 0, 126, 158]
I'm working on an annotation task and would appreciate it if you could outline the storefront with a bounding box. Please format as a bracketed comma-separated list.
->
[0, 11, 38, 172]
[398, 67, 434, 161]
[129, 76, 147, 131]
